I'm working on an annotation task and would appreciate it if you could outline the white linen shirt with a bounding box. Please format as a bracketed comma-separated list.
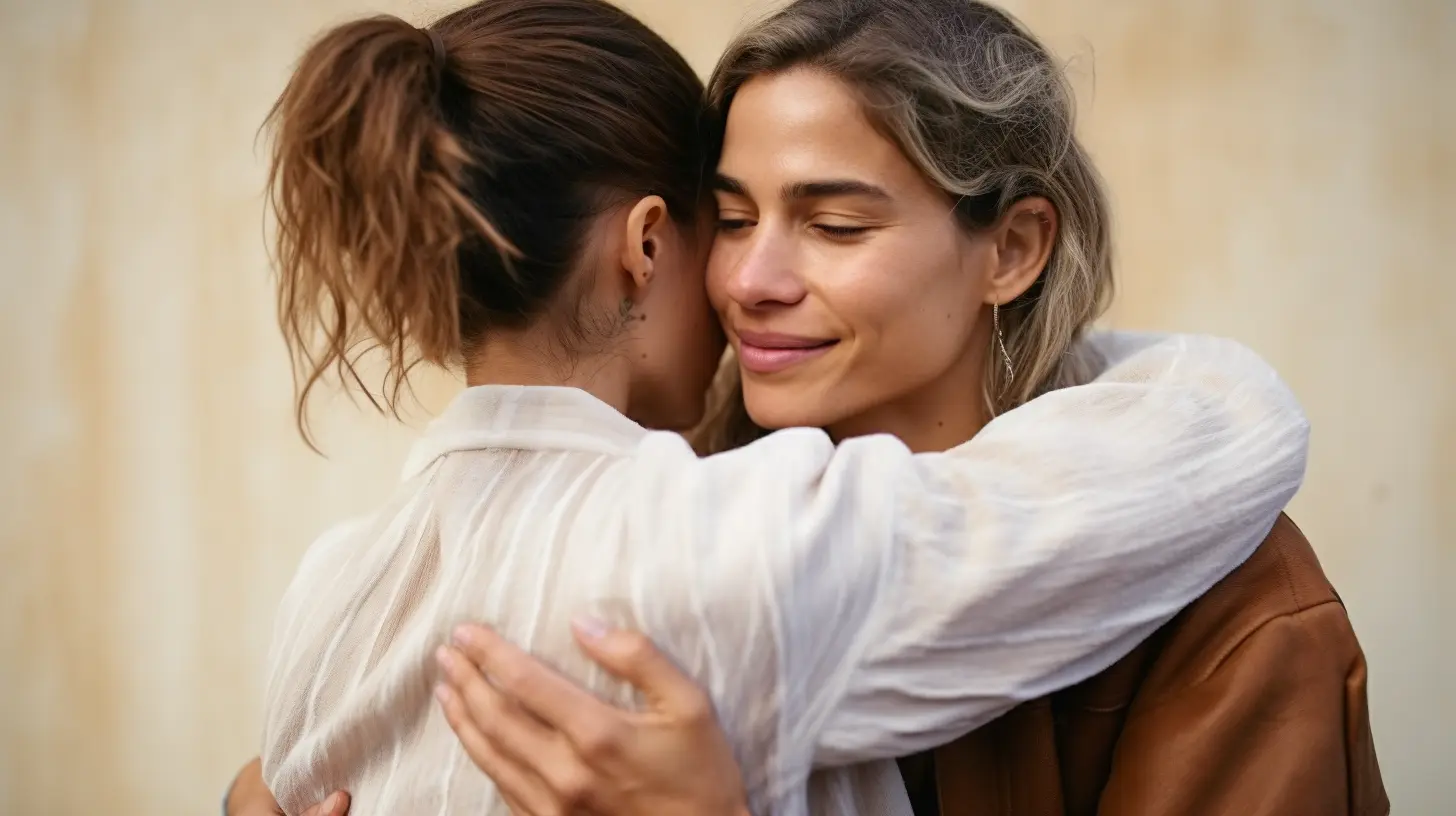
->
[262, 331, 1310, 816]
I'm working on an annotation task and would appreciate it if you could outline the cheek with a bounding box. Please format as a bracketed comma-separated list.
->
[826, 234, 978, 343]
[830, 237, 984, 379]
[846, 288, 969, 377]
[705, 244, 732, 314]
[649, 272, 723, 384]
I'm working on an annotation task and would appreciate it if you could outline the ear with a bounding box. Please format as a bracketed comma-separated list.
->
[619, 195, 669, 294]
[983, 196, 1058, 306]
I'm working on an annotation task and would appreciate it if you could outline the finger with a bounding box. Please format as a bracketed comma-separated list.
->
[437, 645, 565, 759]
[438, 646, 608, 810]
[450, 624, 617, 730]
[299, 792, 349, 816]
[499, 793, 532, 816]
[436, 682, 556, 815]
[571, 618, 710, 719]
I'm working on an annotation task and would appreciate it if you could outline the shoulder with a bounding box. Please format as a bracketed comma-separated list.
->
[1082, 330, 1273, 375]
[619, 426, 846, 485]
[1140, 515, 1359, 693]
[612, 427, 915, 540]
[291, 515, 375, 577]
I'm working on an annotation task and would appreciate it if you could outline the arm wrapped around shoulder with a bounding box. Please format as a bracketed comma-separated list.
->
[612, 331, 1309, 807]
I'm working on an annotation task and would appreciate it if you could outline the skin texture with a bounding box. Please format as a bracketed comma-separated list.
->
[462, 195, 725, 432]
[598, 194, 725, 431]
[236, 67, 1059, 816]
[435, 622, 749, 816]
[710, 67, 1053, 452]
[225, 757, 349, 816]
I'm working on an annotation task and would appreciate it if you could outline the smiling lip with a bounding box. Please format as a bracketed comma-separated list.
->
[735, 330, 838, 375]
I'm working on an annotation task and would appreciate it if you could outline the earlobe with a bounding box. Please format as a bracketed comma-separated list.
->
[622, 196, 668, 289]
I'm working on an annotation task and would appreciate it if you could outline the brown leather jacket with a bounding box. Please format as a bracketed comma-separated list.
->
[910, 515, 1388, 815]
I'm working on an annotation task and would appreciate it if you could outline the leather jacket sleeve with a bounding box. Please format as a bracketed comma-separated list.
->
[1096, 602, 1388, 816]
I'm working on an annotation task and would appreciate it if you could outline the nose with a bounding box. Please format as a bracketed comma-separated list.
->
[722, 226, 807, 310]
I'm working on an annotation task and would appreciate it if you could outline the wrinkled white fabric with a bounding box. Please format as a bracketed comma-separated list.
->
[261, 331, 1309, 816]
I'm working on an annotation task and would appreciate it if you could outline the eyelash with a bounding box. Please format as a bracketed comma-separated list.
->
[715, 220, 871, 239]
[814, 224, 869, 238]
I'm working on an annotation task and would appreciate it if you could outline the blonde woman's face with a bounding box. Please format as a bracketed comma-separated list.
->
[707, 67, 1004, 441]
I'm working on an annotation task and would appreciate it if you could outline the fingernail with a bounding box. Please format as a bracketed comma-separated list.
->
[435, 682, 452, 704]
[572, 616, 610, 640]
[452, 624, 478, 647]
[435, 645, 454, 670]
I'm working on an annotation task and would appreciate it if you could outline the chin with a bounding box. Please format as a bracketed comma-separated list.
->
[742, 388, 835, 431]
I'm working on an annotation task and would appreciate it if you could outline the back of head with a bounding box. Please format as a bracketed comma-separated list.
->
[266, 0, 715, 445]
[696, 0, 1114, 452]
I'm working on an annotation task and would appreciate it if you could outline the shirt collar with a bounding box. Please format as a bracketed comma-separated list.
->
[401, 385, 648, 479]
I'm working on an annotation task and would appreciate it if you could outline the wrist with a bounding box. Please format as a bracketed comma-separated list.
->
[224, 757, 264, 816]
[222, 778, 240, 816]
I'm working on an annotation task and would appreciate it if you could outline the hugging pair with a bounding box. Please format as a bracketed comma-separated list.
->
[228, 1, 1384, 814]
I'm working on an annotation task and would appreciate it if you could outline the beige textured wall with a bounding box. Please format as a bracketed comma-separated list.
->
[1, 0, 1451, 813]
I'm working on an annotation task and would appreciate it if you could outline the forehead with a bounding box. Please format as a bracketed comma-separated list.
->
[719, 67, 923, 195]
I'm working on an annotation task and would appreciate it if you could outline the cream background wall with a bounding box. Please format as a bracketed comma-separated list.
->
[2, 0, 1450, 812]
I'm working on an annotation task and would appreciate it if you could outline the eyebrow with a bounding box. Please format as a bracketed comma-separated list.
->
[714, 173, 892, 204]
[785, 179, 891, 203]
[712, 174, 749, 196]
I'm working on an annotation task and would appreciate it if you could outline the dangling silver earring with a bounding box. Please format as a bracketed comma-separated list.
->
[993, 302, 1014, 385]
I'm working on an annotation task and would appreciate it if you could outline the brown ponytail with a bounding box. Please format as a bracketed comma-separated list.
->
[264, 2, 715, 447]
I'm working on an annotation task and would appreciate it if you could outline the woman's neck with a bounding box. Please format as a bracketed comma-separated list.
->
[464, 331, 631, 415]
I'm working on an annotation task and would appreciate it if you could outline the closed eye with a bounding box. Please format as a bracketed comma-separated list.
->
[717, 219, 755, 233]
[813, 224, 871, 239]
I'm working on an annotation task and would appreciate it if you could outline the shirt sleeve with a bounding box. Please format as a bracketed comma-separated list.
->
[613, 331, 1309, 806]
